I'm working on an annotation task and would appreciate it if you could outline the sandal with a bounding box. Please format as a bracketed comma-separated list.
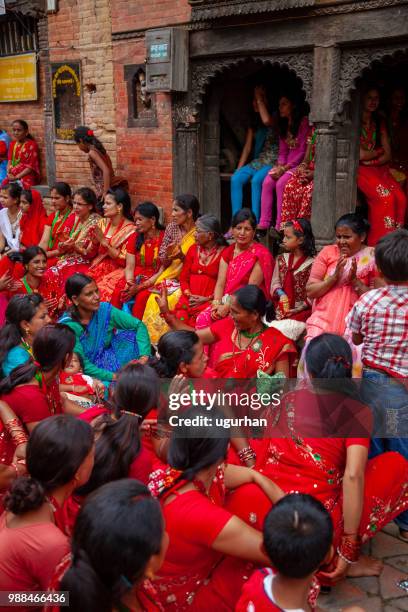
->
[397, 528, 408, 542]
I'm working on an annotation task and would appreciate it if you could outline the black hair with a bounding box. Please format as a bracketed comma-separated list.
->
[362, 86, 382, 148]
[375, 228, 408, 282]
[61, 479, 163, 612]
[20, 189, 33, 204]
[1, 182, 22, 200]
[0, 294, 44, 368]
[51, 181, 72, 199]
[65, 273, 96, 323]
[4, 415, 94, 515]
[12, 119, 34, 140]
[149, 330, 200, 378]
[231, 207, 257, 230]
[166, 406, 229, 485]
[335, 213, 370, 238]
[22, 245, 47, 267]
[196, 213, 228, 246]
[284, 218, 316, 257]
[174, 194, 200, 221]
[71, 351, 85, 371]
[76, 364, 159, 496]
[278, 92, 307, 139]
[74, 125, 106, 155]
[234, 285, 275, 322]
[134, 201, 165, 251]
[106, 187, 133, 221]
[305, 333, 358, 400]
[74, 187, 98, 212]
[0, 324, 75, 395]
[263, 493, 333, 578]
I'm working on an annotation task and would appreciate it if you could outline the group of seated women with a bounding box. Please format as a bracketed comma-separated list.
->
[0, 148, 407, 609]
[230, 85, 408, 243]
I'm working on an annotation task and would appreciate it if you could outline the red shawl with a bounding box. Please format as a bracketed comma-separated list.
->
[20, 189, 47, 247]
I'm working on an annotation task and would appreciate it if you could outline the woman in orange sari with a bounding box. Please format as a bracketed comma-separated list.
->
[39, 183, 75, 267]
[88, 188, 135, 301]
[357, 87, 406, 245]
[2, 120, 40, 189]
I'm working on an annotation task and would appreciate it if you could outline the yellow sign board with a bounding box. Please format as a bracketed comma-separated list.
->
[0, 53, 38, 103]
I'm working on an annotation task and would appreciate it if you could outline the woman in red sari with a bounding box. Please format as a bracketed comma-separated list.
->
[159, 285, 297, 379]
[259, 333, 408, 584]
[357, 87, 406, 245]
[270, 218, 316, 322]
[0, 324, 84, 467]
[111, 201, 165, 318]
[2, 120, 40, 189]
[196, 209, 274, 331]
[50, 480, 167, 612]
[39, 183, 75, 267]
[19, 189, 46, 249]
[88, 188, 135, 302]
[148, 407, 284, 611]
[0, 415, 94, 598]
[10, 246, 60, 319]
[42, 187, 100, 312]
[173, 214, 227, 327]
[280, 127, 316, 228]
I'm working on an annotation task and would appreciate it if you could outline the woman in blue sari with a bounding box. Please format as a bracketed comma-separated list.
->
[59, 273, 151, 386]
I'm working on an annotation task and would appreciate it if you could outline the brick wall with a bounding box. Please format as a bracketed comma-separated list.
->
[112, 0, 192, 220]
[48, 0, 117, 190]
[112, 0, 191, 34]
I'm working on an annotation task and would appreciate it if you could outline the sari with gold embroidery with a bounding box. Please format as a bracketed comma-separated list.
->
[142, 226, 196, 344]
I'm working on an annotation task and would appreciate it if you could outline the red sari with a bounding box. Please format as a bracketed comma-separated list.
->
[0, 380, 63, 467]
[357, 121, 407, 245]
[88, 218, 135, 302]
[149, 469, 258, 611]
[210, 317, 297, 378]
[111, 230, 164, 319]
[45, 210, 76, 267]
[19, 190, 47, 248]
[9, 274, 61, 319]
[258, 389, 408, 551]
[280, 128, 316, 228]
[173, 244, 225, 326]
[4, 139, 40, 189]
[270, 252, 314, 322]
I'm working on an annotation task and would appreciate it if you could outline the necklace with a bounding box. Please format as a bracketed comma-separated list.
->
[21, 338, 33, 356]
[49, 208, 71, 248]
[240, 326, 264, 339]
[197, 244, 218, 267]
[22, 275, 39, 294]
[104, 218, 125, 245]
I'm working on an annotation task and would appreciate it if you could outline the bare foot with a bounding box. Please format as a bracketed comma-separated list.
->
[399, 529, 408, 541]
[347, 555, 383, 577]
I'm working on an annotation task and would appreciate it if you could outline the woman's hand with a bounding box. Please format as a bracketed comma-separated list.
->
[166, 242, 183, 261]
[333, 256, 347, 281]
[0, 271, 12, 292]
[60, 237, 76, 253]
[189, 294, 208, 307]
[44, 296, 59, 313]
[269, 166, 285, 179]
[155, 283, 169, 314]
[168, 373, 190, 398]
[94, 226, 107, 246]
[93, 379, 105, 400]
[320, 554, 349, 583]
[211, 303, 230, 320]
[346, 257, 357, 284]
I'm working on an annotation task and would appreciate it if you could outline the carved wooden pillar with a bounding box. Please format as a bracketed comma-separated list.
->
[310, 45, 340, 248]
[38, 16, 56, 186]
[173, 95, 201, 198]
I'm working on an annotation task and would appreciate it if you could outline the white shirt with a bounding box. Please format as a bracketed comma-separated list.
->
[0, 208, 21, 251]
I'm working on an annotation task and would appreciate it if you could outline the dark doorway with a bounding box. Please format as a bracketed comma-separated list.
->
[200, 59, 308, 230]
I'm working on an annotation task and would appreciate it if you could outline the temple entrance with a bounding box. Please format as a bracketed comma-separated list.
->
[199, 59, 308, 230]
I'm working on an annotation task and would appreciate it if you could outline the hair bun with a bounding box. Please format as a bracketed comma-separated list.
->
[4, 477, 45, 515]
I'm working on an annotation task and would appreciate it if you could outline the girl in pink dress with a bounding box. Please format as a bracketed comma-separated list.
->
[259, 95, 310, 230]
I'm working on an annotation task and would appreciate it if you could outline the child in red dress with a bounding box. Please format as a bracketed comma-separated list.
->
[236, 493, 332, 612]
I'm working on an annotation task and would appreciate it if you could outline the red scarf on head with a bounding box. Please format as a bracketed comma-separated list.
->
[20, 189, 47, 248]
[282, 253, 307, 308]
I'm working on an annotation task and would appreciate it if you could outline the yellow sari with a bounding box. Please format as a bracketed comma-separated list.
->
[143, 226, 196, 344]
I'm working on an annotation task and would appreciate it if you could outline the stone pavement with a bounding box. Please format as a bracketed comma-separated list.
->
[318, 523, 408, 611]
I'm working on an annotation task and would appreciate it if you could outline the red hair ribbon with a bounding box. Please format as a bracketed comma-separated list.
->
[329, 356, 351, 369]
[87, 129, 94, 136]
[33, 360, 41, 367]
[292, 220, 304, 233]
